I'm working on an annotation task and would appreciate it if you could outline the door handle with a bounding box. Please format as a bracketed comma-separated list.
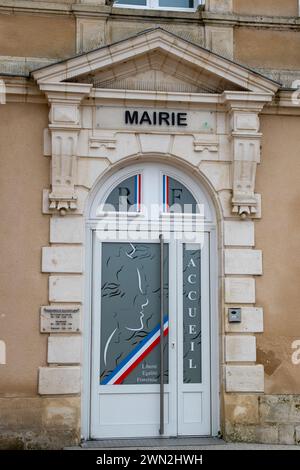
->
[171, 341, 176, 349]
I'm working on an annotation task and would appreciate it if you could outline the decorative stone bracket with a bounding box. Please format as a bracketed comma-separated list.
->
[223, 92, 273, 218]
[40, 83, 92, 215]
[193, 137, 218, 153]
[231, 132, 262, 218]
[89, 132, 117, 150]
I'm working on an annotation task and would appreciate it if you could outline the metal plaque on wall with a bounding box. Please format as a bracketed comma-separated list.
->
[40, 306, 81, 333]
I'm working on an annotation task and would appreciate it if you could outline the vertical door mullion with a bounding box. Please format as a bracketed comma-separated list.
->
[159, 235, 164, 435]
[176, 239, 181, 436]
[167, 237, 177, 436]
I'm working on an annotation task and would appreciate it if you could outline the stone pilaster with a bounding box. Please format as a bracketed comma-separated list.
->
[205, 0, 233, 13]
[223, 92, 273, 218]
[40, 83, 92, 215]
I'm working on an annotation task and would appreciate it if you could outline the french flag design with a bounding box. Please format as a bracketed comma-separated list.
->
[101, 316, 169, 385]
[134, 174, 142, 211]
[163, 175, 169, 212]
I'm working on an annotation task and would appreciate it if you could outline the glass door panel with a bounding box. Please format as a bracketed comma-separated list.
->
[182, 243, 202, 384]
[177, 234, 211, 436]
[100, 242, 169, 386]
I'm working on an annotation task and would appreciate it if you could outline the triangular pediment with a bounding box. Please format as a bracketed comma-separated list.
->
[66, 49, 245, 94]
[32, 28, 279, 95]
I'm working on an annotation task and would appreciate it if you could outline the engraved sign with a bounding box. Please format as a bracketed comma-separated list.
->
[40, 306, 81, 333]
[95, 106, 216, 133]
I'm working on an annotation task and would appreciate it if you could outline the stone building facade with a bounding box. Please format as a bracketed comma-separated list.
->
[0, 0, 300, 449]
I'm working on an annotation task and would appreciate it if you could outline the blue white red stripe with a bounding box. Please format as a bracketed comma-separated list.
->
[163, 175, 169, 212]
[134, 174, 141, 211]
[101, 316, 169, 385]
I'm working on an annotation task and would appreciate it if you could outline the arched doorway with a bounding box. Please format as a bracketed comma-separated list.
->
[85, 161, 219, 439]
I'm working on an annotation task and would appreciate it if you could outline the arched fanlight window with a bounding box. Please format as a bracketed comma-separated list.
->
[163, 175, 198, 213]
[103, 174, 141, 212]
[91, 163, 214, 223]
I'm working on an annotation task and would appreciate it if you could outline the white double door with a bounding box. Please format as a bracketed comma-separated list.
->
[91, 232, 211, 439]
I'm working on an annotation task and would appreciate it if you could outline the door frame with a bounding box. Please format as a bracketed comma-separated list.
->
[82, 221, 220, 440]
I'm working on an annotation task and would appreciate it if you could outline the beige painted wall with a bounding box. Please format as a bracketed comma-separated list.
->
[0, 13, 75, 58]
[256, 114, 300, 394]
[233, 0, 298, 17]
[33, 0, 74, 3]
[234, 28, 300, 70]
[0, 103, 49, 396]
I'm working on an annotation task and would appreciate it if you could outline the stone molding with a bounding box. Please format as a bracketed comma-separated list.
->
[33, 29, 279, 94]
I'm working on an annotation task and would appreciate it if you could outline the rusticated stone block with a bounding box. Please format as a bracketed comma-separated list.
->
[0, 397, 80, 449]
[225, 278, 255, 304]
[278, 424, 295, 445]
[49, 276, 83, 303]
[42, 247, 83, 274]
[50, 216, 84, 244]
[224, 422, 257, 443]
[259, 395, 300, 424]
[225, 307, 263, 333]
[295, 426, 300, 445]
[47, 336, 81, 364]
[225, 335, 256, 362]
[225, 423, 286, 445]
[224, 394, 259, 425]
[224, 249, 262, 275]
[38, 367, 80, 395]
[256, 425, 279, 444]
[226, 365, 264, 392]
[224, 220, 255, 247]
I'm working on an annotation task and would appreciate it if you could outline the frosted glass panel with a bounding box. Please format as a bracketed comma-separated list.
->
[100, 242, 169, 385]
[183, 244, 202, 384]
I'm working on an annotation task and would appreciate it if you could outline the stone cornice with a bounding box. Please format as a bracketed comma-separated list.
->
[201, 11, 300, 29]
[0, 75, 46, 102]
[1, 2, 300, 29]
[0, 0, 73, 16]
[4, 78, 300, 113]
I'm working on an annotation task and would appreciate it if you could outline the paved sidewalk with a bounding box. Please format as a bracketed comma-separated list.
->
[67, 438, 300, 451]
[108, 444, 300, 450]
